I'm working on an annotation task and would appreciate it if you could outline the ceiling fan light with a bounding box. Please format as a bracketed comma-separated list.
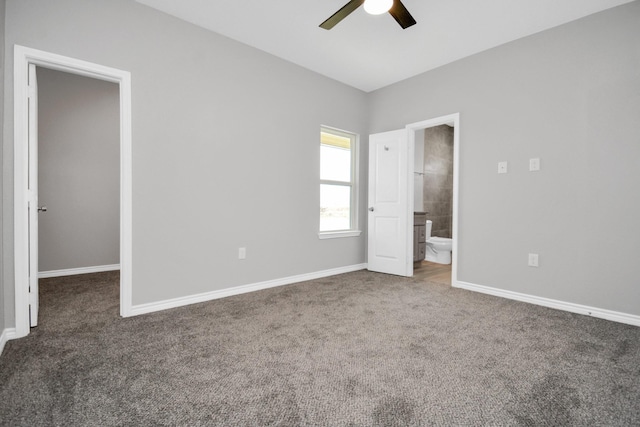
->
[363, 0, 393, 15]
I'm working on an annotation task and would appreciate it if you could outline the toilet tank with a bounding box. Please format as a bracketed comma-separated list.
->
[425, 220, 432, 239]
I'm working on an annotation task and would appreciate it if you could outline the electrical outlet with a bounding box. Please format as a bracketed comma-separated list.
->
[529, 158, 540, 172]
[498, 161, 508, 174]
[528, 253, 539, 267]
[238, 247, 246, 260]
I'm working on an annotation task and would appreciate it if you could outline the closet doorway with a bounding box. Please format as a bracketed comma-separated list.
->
[13, 46, 133, 338]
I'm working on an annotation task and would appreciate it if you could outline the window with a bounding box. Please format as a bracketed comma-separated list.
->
[319, 127, 361, 238]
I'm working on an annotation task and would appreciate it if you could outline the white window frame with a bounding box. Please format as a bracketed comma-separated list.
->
[318, 126, 362, 239]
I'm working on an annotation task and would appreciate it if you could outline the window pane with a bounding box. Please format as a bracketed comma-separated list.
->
[320, 144, 351, 182]
[320, 184, 351, 231]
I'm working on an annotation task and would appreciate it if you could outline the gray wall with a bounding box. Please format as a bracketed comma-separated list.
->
[423, 125, 453, 239]
[370, 2, 640, 316]
[2, 0, 368, 325]
[37, 67, 120, 272]
[0, 0, 5, 334]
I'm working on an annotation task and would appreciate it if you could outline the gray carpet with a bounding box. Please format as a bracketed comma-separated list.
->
[1, 270, 639, 426]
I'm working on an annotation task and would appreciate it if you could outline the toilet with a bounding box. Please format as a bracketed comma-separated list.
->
[424, 220, 453, 264]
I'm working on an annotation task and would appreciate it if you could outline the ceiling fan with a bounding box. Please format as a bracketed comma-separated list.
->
[320, 0, 416, 30]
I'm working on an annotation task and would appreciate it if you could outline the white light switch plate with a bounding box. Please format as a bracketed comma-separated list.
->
[498, 161, 508, 174]
[529, 158, 540, 171]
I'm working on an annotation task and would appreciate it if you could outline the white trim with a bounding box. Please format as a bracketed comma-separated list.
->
[318, 230, 362, 239]
[13, 45, 134, 339]
[406, 113, 460, 283]
[454, 280, 640, 327]
[38, 264, 120, 279]
[130, 264, 367, 317]
[0, 328, 18, 357]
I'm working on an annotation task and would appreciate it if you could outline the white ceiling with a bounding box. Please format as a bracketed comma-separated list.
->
[135, 0, 634, 92]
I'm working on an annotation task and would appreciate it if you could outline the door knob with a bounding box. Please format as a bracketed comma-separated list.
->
[38, 206, 47, 213]
[368, 207, 375, 212]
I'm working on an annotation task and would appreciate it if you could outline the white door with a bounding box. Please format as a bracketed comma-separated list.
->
[28, 63, 39, 327]
[368, 129, 410, 276]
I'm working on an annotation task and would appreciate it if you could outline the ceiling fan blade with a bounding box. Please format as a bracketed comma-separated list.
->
[389, 0, 417, 29]
[319, 0, 365, 30]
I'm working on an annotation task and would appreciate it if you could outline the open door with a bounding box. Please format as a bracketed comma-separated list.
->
[14, 45, 133, 338]
[27, 64, 39, 327]
[367, 129, 410, 276]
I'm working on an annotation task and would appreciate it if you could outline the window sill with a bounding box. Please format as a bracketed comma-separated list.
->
[318, 230, 362, 240]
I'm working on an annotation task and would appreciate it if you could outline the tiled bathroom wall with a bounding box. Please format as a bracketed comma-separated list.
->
[423, 125, 453, 238]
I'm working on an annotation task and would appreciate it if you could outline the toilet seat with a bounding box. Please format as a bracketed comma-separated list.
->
[427, 237, 451, 244]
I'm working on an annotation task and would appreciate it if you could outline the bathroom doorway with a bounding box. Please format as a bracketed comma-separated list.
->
[406, 114, 459, 285]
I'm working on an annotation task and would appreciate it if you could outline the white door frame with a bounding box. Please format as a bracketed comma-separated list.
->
[406, 113, 460, 282]
[13, 45, 133, 338]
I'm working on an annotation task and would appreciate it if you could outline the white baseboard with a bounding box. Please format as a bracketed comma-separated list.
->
[0, 328, 17, 357]
[130, 263, 368, 317]
[454, 280, 640, 327]
[39, 264, 120, 279]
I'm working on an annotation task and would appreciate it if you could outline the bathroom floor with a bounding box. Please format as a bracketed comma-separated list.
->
[413, 261, 451, 285]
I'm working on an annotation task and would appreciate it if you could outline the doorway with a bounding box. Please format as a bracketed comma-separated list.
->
[36, 67, 120, 312]
[13, 46, 133, 338]
[407, 114, 460, 284]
